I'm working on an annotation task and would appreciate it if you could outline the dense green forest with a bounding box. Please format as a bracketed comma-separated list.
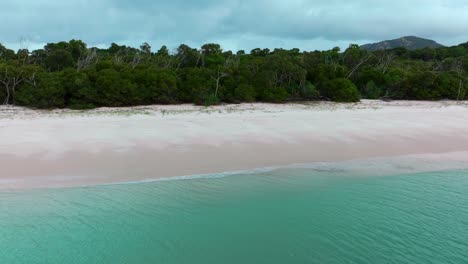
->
[1, 40, 468, 109]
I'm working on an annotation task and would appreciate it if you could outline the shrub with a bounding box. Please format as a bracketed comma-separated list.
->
[301, 82, 320, 99]
[362, 81, 382, 99]
[235, 84, 256, 102]
[62, 69, 98, 107]
[202, 94, 220, 106]
[262, 86, 289, 103]
[320, 78, 360, 102]
[95, 69, 138, 106]
[133, 69, 178, 104]
[16, 73, 66, 108]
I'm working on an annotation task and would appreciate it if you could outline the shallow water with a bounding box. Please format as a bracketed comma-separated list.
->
[1, 161, 468, 263]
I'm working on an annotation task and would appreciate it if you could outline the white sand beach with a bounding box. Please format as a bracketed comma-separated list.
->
[2, 100, 468, 189]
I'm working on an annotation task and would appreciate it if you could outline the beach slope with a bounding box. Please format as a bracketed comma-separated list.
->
[2, 100, 468, 189]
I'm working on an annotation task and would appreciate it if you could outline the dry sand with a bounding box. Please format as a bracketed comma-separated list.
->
[2, 100, 468, 189]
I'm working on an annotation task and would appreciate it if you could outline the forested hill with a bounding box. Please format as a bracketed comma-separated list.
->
[1, 40, 468, 109]
[361, 36, 445, 51]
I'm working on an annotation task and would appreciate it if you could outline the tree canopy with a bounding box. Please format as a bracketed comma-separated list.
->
[1, 39, 468, 109]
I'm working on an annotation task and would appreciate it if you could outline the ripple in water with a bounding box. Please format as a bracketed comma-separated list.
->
[1, 162, 468, 264]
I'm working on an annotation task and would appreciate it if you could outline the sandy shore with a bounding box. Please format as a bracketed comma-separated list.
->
[2, 100, 468, 189]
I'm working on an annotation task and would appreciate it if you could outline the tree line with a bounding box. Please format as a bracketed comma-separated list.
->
[0, 40, 467, 109]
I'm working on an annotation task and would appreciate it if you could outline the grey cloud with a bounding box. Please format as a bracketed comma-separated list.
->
[0, 0, 467, 51]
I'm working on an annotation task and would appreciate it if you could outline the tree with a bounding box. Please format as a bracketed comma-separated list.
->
[262, 86, 289, 103]
[264, 50, 306, 97]
[139, 42, 152, 64]
[108, 43, 124, 54]
[300, 82, 320, 100]
[178, 68, 213, 105]
[0, 64, 25, 105]
[0, 43, 16, 60]
[251, 48, 270, 57]
[45, 50, 74, 71]
[355, 68, 386, 97]
[30, 49, 48, 66]
[140, 42, 151, 55]
[454, 60, 466, 101]
[0, 38, 468, 108]
[95, 69, 138, 106]
[17, 49, 30, 65]
[381, 68, 407, 99]
[157, 45, 169, 56]
[0, 64, 40, 105]
[133, 68, 178, 104]
[76, 48, 98, 71]
[436, 71, 466, 100]
[201, 43, 222, 56]
[176, 44, 200, 68]
[61, 69, 98, 108]
[323, 47, 342, 71]
[362, 81, 381, 99]
[68, 39, 87, 61]
[235, 84, 256, 102]
[16, 72, 65, 108]
[212, 67, 228, 98]
[402, 71, 439, 100]
[320, 78, 360, 102]
[344, 45, 372, 79]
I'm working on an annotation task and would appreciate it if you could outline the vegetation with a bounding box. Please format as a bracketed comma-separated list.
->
[1, 39, 468, 109]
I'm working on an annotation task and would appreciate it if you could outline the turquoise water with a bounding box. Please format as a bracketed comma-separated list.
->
[1, 163, 468, 263]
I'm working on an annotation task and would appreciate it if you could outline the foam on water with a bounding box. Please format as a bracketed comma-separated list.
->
[90, 155, 468, 189]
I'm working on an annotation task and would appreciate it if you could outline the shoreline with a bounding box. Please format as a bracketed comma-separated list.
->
[3, 150, 468, 191]
[2, 100, 468, 190]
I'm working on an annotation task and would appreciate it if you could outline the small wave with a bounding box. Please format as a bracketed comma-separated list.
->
[97, 166, 280, 187]
[91, 155, 468, 188]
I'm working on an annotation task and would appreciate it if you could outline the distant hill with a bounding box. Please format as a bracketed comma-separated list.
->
[361, 36, 445, 51]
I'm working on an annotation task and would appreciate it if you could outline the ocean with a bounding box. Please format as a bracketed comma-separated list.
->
[1, 158, 468, 264]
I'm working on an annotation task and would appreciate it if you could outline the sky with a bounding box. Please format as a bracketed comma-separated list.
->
[1, 0, 468, 52]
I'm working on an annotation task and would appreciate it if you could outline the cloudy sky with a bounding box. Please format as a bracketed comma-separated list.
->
[1, 0, 468, 52]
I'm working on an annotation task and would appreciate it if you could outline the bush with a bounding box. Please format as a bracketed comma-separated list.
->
[320, 78, 360, 102]
[436, 72, 466, 100]
[178, 68, 214, 105]
[262, 86, 289, 103]
[235, 84, 256, 102]
[133, 69, 178, 104]
[402, 71, 440, 100]
[300, 82, 320, 99]
[45, 50, 74, 71]
[177, 68, 213, 103]
[95, 69, 138, 106]
[61, 69, 98, 107]
[202, 94, 220, 106]
[16, 73, 66, 108]
[362, 81, 382, 99]
[68, 103, 96, 110]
